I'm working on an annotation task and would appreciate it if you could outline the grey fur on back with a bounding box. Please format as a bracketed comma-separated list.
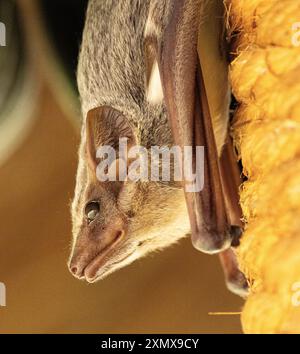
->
[78, 0, 169, 136]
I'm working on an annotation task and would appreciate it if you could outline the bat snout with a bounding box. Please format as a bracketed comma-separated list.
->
[68, 246, 95, 279]
[68, 218, 127, 282]
[68, 257, 86, 279]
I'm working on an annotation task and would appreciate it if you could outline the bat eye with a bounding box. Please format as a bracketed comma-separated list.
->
[85, 201, 100, 223]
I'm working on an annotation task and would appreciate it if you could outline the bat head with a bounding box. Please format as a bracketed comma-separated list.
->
[68, 106, 190, 283]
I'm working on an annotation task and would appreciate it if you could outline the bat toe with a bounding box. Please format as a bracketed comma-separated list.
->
[226, 270, 249, 298]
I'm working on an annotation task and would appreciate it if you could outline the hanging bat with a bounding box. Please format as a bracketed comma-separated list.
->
[68, 0, 248, 297]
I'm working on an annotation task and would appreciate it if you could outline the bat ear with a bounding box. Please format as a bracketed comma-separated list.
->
[85, 106, 136, 176]
[85, 107, 99, 174]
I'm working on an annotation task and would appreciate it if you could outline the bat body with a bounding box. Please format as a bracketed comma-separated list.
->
[69, 0, 248, 296]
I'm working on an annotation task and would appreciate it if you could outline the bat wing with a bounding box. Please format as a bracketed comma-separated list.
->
[157, 0, 232, 253]
[155, 0, 248, 295]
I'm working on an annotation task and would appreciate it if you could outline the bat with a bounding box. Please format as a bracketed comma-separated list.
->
[68, 0, 248, 297]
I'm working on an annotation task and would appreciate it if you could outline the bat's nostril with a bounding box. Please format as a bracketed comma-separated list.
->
[69, 261, 84, 278]
[71, 266, 78, 275]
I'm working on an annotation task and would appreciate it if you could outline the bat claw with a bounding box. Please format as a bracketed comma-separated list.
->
[225, 269, 249, 298]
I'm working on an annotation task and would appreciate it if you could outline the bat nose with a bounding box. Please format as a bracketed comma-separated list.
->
[68, 257, 86, 279]
[70, 265, 79, 276]
[68, 218, 128, 281]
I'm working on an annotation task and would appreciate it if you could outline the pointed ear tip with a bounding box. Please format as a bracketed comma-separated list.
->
[85, 109, 101, 174]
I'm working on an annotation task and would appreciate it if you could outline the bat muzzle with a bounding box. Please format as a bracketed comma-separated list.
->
[68, 218, 127, 282]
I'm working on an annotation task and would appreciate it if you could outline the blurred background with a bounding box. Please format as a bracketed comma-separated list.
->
[0, 0, 243, 333]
